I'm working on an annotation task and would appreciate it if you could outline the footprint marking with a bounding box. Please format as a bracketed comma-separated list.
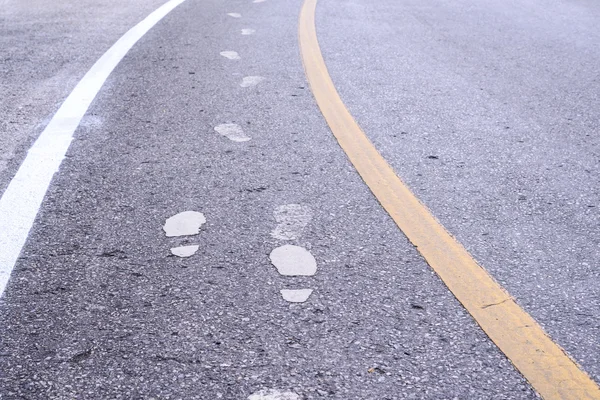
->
[214, 123, 251, 142]
[170, 245, 200, 258]
[241, 29, 256, 35]
[248, 389, 300, 400]
[269, 205, 315, 303]
[163, 211, 205, 259]
[270, 244, 317, 276]
[280, 289, 313, 303]
[163, 211, 206, 237]
[220, 51, 241, 60]
[240, 76, 266, 88]
[227, 12, 242, 18]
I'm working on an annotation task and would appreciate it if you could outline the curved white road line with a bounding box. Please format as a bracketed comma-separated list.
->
[0, 0, 187, 297]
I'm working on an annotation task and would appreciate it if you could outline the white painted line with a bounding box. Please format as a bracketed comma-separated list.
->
[281, 289, 313, 303]
[248, 389, 300, 400]
[241, 29, 256, 35]
[271, 204, 311, 240]
[0, 0, 187, 297]
[253, 0, 267, 3]
[214, 123, 251, 142]
[240, 76, 266, 88]
[227, 12, 242, 18]
[170, 245, 200, 258]
[269, 245, 317, 276]
[220, 51, 241, 60]
[163, 211, 206, 237]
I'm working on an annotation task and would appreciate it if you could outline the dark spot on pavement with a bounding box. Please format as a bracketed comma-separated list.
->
[70, 348, 93, 363]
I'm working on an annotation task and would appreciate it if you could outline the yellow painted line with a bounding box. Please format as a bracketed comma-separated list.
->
[298, 0, 600, 398]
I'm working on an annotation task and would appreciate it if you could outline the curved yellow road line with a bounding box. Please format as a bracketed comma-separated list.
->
[298, 0, 600, 398]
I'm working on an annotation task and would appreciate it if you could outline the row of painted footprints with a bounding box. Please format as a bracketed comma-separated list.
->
[163, 204, 316, 304]
[208, 5, 306, 400]
[214, 10, 268, 142]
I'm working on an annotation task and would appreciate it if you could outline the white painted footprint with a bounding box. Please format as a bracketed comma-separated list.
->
[163, 211, 206, 258]
[240, 76, 266, 88]
[241, 28, 255, 35]
[249, 389, 300, 400]
[227, 12, 242, 18]
[214, 123, 251, 142]
[220, 51, 241, 60]
[270, 244, 316, 276]
[270, 244, 316, 303]
[269, 205, 315, 303]
[280, 288, 313, 303]
[170, 245, 199, 258]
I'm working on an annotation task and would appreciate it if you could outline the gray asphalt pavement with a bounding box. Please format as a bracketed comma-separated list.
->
[317, 0, 600, 384]
[0, 0, 165, 195]
[0, 0, 598, 398]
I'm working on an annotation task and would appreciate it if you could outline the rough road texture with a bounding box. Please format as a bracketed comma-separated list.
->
[1, 0, 598, 398]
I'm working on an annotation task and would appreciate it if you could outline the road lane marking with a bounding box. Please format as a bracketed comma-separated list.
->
[220, 51, 241, 60]
[298, 0, 600, 398]
[0, 0, 187, 297]
[214, 123, 251, 142]
[270, 204, 312, 240]
[241, 29, 256, 35]
[227, 12, 242, 18]
[163, 211, 206, 237]
[240, 76, 266, 88]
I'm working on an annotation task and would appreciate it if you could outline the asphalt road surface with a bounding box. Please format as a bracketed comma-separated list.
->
[0, 0, 598, 398]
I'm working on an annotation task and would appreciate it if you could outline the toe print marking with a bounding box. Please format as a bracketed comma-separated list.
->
[170, 245, 200, 258]
[280, 289, 313, 303]
[248, 389, 300, 400]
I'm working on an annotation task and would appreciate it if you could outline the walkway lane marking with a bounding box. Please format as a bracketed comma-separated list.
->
[298, 0, 600, 398]
[0, 0, 187, 297]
